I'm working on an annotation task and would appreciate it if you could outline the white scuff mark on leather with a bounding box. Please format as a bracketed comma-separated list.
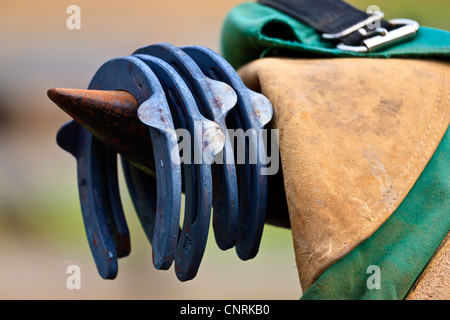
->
[351, 197, 376, 222]
[317, 243, 333, 262]
[362, 147, 398, 208]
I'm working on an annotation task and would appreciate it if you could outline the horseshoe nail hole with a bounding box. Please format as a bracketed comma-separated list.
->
[138, 83, 142, 89]
[183, 235, 193, 253]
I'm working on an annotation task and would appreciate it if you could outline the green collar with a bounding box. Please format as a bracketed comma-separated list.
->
[221, 2, 450, 69]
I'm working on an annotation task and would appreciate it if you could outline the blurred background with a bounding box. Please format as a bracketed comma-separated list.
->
[0, 0, 448, 300]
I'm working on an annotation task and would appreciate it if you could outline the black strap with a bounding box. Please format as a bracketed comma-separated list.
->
[258, 0, 393, 46]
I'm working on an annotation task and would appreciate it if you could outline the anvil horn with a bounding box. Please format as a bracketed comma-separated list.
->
[48, 88, 155, 175]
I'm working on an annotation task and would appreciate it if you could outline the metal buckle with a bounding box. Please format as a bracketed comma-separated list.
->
[322, 11, 385, 39]
[336, 19, 420, 53]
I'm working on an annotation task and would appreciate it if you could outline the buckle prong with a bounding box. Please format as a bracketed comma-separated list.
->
[322, 11, 385, 39]
[358, 27, 388, 37]
[336, 19, 420, 53]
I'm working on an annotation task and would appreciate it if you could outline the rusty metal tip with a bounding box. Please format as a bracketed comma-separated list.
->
[47, 87, 83, 101]
[47, 87, 140, 123]
[48, 88, 137, 104]
[47, 88, 64, 103]
[50, 87, 155, 175]
[47, 88, 82, 109]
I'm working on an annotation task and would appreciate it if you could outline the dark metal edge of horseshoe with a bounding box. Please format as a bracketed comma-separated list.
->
[57, 120, 120, 279]
[121, 157, 157, 248]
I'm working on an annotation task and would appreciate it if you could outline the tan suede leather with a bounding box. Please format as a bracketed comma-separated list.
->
[238, 58, 450, 290]
[406, 232, 450, 300]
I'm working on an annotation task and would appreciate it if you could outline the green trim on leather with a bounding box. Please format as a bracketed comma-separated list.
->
[300, 127, 450, 300]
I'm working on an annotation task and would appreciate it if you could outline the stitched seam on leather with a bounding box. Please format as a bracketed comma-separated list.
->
[378, 68, 447, 218]
[333, 67, 447, 265]
[323, 67, 448, 288]
[404, 74, 448, 189]
[400, 70, 443, 180]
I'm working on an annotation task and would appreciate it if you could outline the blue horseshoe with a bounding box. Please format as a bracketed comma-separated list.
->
[133, 54, 225, 281]
[181, 46, 273, 260]
[133, 43, 239, 252]
[59, 56, 182, 277]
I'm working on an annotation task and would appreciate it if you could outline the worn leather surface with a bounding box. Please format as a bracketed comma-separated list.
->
[238, 58, 450, 290]
[406, 232, 450, 300]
